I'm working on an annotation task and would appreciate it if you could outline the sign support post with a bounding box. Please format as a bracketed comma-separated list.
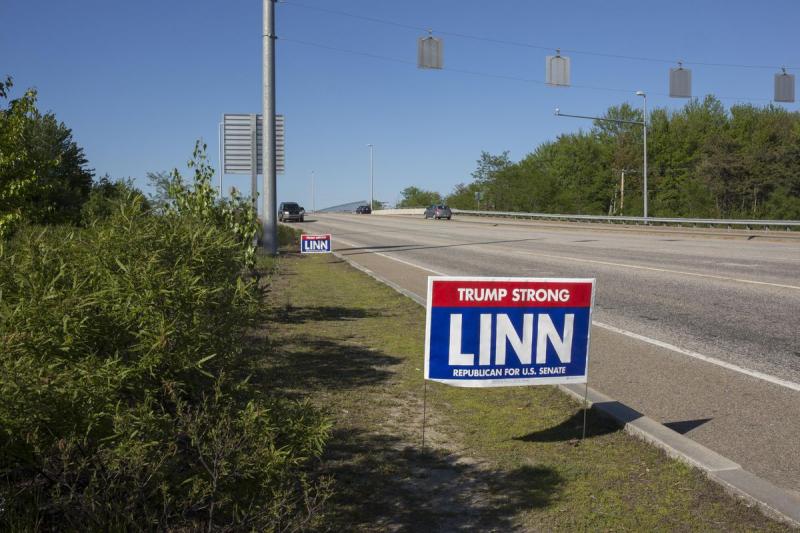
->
[263, 0, 278, 254]
[250, 114, 258, 211]
[422, 381, 428, 451]
[582, 381, 589, 441]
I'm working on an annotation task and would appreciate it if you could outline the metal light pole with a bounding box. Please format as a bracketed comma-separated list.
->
[636, 91, 648, 221]
[311, 170, 315, 213]
[262, 0, 278, 254]
[367, 144, 374, 210]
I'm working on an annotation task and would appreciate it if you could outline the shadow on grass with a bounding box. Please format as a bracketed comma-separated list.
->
[268, 304, 386, 324]
[244, 335, 401, 396]
[323, 428, 563, 531]
[514, 408, 620, 443]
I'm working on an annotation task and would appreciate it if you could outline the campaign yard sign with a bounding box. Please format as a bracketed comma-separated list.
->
[425, 277, 595, 387]
[300, 234, 332, 254]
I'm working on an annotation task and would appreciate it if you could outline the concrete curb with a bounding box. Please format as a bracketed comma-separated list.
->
[558, 384, 800, 528]
[331, 249, 800, 529]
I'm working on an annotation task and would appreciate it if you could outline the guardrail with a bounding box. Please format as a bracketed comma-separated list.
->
[371, 207, 800, 229]
[371, 208, 425, 216]
[449, 209, 800, 230]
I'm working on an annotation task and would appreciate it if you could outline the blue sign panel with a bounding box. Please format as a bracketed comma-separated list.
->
[301, 234, 332, 254]
[424, 277, 595, 387]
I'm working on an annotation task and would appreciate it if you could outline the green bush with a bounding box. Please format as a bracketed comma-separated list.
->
[0, 196, 330, 530]
[278, 223, 301, 248]
[162, 141, 260, 267]
[80, 176, 149, 225]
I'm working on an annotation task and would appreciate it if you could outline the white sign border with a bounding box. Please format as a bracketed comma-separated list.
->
[300, 233, 332, 254]
[424, 276, 597, 387]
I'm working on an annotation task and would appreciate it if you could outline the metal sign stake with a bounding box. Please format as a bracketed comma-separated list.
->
[422, 380, 428, 451]
[581, 380, 589, 442]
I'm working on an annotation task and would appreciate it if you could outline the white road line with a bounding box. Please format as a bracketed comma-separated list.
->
[514, 251, 800, 291]
[333, 235, 800, 393]
[336, 237, 448, 275]
[592, 321, 800, 393]
[334, 223, 800, 291]
[718, 262, 761, 268]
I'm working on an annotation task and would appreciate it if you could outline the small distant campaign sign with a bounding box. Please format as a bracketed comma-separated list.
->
[300, 234, 332, 254]
[425, 277, 595, 387]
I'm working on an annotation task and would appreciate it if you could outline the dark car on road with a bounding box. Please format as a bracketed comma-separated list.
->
[424, 205, 452, 220]
[278, 202, 304, 222]
[355, 205, 372, 214]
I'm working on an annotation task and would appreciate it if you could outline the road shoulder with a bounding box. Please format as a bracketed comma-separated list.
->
[260, 249, 795, 530]
[329, 244, 800, 529]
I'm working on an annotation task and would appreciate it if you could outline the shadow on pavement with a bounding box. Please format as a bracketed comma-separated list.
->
[338, 236, 545, 256]
[663, 418, 713, 434]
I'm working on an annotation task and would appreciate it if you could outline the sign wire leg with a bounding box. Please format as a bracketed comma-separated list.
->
[581, 380, 589, 442]
[422, 380, 428, 451]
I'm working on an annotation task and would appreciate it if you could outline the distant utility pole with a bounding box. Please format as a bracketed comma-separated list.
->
[311, 170, 315, 213]
[262, 0, 278, 254]
[636, 91, 648, 220]
[367, 144, 374, 209]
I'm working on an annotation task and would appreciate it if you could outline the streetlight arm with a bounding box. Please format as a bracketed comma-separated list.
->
[555, 110, 644, 126]
[556, 95, 649, 221]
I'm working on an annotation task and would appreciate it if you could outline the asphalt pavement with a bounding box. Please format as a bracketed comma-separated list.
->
[295, 213, 800, 496]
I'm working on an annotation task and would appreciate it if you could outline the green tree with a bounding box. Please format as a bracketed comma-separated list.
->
[0, 77, 93, 237]
[446, 182, 484, 209]
[0, 77, 40, 237]
[397, 186, 442, 207]
[471, 151, 512, 209]
[447, 97, 800, 220]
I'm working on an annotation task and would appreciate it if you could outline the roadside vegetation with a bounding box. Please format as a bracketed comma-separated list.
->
[262, 251, 791, 531]
[400, 97, 800, 219]
[396, 186, 444, 208]
[0, 78, 330, 530]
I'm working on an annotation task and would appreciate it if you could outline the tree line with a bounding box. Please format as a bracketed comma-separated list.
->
[399, 96, 800, 220]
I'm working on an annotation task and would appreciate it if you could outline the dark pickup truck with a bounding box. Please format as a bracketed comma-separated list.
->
[278, 202, 305, 222]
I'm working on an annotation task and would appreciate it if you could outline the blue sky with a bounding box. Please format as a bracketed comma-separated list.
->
[3, 0, 798, 210]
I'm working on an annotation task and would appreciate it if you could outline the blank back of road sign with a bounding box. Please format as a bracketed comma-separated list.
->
[775, 71, 795, 103]
[418, 35, 443, 69]
[670, 65, 692, 98]
[546, 52, 570, 87]
[222, 113, 285, 175]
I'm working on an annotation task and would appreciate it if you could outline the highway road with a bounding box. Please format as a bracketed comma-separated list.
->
[296, 213, 800, 494]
